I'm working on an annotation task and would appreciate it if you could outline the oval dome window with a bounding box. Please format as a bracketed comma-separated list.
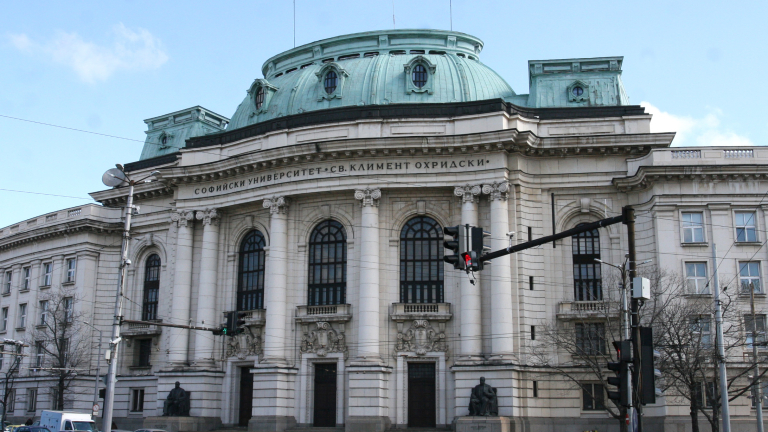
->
[324, 71, 338, 94]
[412, 64, 427, 88]
[572, 86, 584, 97]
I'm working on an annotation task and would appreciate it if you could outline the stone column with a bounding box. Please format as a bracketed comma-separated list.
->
[483, 182, 514, 359]
[193, 208, 220, 367]
[354, 188, 382, 361]
[454, 185, 483, 362]
[168, 210, 195, 366]
[262, 196, 290, 364]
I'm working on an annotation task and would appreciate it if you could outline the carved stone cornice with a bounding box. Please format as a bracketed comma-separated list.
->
[354, 188, 381, 207]
[0, 221, 121, 252]
[454, 184, 482, 203]
[170, 210, 195, 227]
[613, 165, 768, 192]
[196, 208, 220, 226]
[226, 329, 263, 359]
[263, 196, 290, 214]
[300, 321, 348, 359]
[482, 181, 510, 201]
[395, 319, 448, 357]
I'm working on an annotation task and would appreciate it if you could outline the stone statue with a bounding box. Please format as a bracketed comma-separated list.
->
[162, 381, 190, 416]
[468, 377, 498, 416]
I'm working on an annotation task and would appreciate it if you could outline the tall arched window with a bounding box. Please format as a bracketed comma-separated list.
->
[308, 220, 347, 306]
[238, 231, 266, 311]
[142, 254, 161, 321]
[400, 216, 444, 303]
[573, 225, 602, 301]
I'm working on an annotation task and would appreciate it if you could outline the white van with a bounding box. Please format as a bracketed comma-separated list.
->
[39, 411, 96, 432]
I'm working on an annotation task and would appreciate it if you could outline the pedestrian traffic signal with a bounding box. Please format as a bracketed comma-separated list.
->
[607, 340, 631, 407]
[443, 225, 466, 270]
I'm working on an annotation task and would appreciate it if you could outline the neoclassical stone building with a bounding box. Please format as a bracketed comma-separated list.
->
[1, 29, 766, 431]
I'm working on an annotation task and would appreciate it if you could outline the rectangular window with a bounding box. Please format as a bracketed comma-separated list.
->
[532, 381, 538, 398]
[137, 339, 152, 367]
[531, 325, 536, 341]
[60, 338, 69, 366]
[2, 307, 8, 331]
[65, 258, 76, 283]
[51, 388, 62, 410]
[753, 381, 768, 408]
[529, 276, 534, 291]
[582, 383, 605, 411]
[6, 389, 15, 413]
[575, 323, 606, 355]
[42, 263, 52, 286]
[22, 267, 30, 290]
[736, 211, 758, 242]
[695, 381, 715, 408]
[745, 315, 767, 350]
[682, 212, 705, 243]
[739, 261, 762, 294]
[63, 297, 73, 323]
[528, 226, 533, 241]
[26, 388, 37, 412]
[131, 388, 145, 412]
[18, 304, 27, 328]
[35, 341, 44, 368]
[39, 300, 49, 326]
[690, 316, 712, 348]
[0, 351, 4, 370]
[4, 271, 11, 293]
[686, 262, 709, 294]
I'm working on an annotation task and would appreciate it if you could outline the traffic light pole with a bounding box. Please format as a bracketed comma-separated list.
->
[626, 207, 643, 432]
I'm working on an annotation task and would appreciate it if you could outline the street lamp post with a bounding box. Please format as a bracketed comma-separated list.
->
[83, 321, 103, 411]
[100, 166, 158, 432]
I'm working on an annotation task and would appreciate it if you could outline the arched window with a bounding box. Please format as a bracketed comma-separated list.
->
[238, 231, 266, 311]
[255, 87, 265, 109]
[308, 220, 347, 306]
[324, 70, 338, 94]
[412, 64, 428, 88]
[400, 216, 444, 303]
[142, 254, 161, 321]
[573, 225, 602, 301]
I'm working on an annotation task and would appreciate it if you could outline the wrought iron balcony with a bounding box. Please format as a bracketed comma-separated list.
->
[557, 301, 619, 320]
[390, 302, 452, 322]
[295, 304, 352, 323]
[122, 319, 163, 337]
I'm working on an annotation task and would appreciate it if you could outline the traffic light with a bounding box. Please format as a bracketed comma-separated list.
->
[468, 227, 491, 272]
[640, 326, 660, 404]
[443, 225, 466, 270]
[223, 311, 248, 337]
[607, 340, 631, 407]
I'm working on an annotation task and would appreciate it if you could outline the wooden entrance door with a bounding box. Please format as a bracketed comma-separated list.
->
[238, 367, 254, 426]
[313, 363, 338, 427]
[408, 362, 436, 427]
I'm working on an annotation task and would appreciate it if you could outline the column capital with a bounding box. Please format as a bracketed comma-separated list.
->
[482, 181, 510, 201]
[354, 188, 381, 207]
[454, 184, 482, 203]
[196, 208, 221, 226]
[170, 210, 195, 227]
[263, 196, 290, 214]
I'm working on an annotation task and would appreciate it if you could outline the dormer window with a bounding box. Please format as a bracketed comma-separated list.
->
[161, 136, 168, 145]
[412, 65, 428, 88]
[572, 86, 584, 97]
[403, 56, 436, 95]
[324, 71, 338, 94]
[255, 87, 265, 110]
[567, 80, 590, 103]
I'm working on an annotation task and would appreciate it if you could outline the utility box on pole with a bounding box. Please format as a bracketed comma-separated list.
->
[632, 277, 650, 300]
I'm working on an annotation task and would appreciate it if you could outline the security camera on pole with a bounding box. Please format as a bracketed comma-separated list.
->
[100, 166, 159, 432]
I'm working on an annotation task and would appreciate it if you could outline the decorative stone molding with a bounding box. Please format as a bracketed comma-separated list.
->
[403, 56, 437, 95]
[300, 321, 348, 358]
[567, 80, 590, 103]
[263, 196, 290, 214]
[354, 188, 381, 207]
[482, 181, 510, 201]
[315, 62, 349, 101]
[196, 208, 220, 226]
[248, 79, 280, 115]
[226, 328, 263, 359]
[454, 184, 481, 203]
[395, 319, 448, 356]
[170, 210, 195, 227]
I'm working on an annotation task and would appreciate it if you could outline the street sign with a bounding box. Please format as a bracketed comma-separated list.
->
[92, 403, 100, 416]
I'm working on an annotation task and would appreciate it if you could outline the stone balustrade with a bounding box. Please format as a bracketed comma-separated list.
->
[295, 304, 352, 323]
[390, 302, 452, 322]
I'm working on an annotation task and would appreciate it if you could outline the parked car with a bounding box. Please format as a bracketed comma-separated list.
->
[15, 427, 52, 432]
[134, 429, 167, 432]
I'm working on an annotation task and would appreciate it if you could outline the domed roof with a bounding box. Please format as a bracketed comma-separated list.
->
[228, 30, 515, 130]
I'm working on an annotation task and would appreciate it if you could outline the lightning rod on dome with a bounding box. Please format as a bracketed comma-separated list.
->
[392, 0, 396, 29]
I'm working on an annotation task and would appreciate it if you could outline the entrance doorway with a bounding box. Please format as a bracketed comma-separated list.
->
[313, 363, 337, 427]
[408, 362, 436, 427]
[238, 367, 254, 426]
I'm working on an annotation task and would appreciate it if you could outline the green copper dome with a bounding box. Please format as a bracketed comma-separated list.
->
[228, 29, 516, 129]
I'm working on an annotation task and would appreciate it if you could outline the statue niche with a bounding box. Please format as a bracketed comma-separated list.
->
[468, 377, 498, 416]
[162, 381, 190, 416]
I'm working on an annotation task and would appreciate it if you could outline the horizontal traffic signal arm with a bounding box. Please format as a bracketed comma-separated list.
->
[479, 214, 626, 263]
[121, 319, 220, 332]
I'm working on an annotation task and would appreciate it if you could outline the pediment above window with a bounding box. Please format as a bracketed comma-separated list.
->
[248, 79, 279, 116]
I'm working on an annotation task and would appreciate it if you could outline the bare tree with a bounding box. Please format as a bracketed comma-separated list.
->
[1, 341, 24, 424]
[25, 288, 88, 411]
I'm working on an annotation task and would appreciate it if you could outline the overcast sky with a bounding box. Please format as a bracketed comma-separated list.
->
[1, 0, 766, 228]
